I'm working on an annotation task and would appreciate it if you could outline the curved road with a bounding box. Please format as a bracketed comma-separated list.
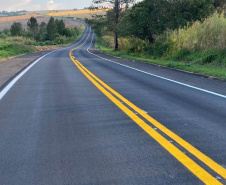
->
[0, 25, 226, 185]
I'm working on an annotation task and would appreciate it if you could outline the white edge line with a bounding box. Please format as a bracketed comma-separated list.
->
[0, 25, 89, 101]
[87, 32, 226, 99]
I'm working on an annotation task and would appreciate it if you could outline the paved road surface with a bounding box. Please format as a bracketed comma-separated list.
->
[0, 25, 226, 185]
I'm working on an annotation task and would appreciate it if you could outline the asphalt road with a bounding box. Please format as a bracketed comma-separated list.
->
[0, 25, 226, 185]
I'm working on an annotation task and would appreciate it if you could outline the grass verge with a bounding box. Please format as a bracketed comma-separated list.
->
[95, 37, 226, 80]
[0, 24, 85, 61]
[0, 42, 37, 60]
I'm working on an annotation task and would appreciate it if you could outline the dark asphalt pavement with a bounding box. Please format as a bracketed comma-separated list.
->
[0, 25, 226, 185]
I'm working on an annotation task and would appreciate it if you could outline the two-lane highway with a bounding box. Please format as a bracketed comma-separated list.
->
[0, 25, 226, 185]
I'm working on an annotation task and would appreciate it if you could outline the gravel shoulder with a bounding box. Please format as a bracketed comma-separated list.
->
[0, 51, 51, 88]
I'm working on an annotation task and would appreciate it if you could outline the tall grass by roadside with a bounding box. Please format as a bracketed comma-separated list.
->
[100, 35, 148, 54]
[0, 37, 37, 60]
[0, 23, 85, 60]
[95, 12, 226, 79]
[0, 32, 83, 60]
[96, 36, 226, 80]
[159, 12, 226, 52]
[98, 12, 226, 68]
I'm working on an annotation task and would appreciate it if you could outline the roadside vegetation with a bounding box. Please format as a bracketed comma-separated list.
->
[0, 16, 83, 60]
[86, 0, 226, 80]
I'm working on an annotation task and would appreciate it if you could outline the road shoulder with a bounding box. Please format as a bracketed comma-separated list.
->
[0, 51, 51, 89]
[89, 41, 226, 97]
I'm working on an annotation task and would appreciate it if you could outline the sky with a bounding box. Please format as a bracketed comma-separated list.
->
[0, 0, 93, 12]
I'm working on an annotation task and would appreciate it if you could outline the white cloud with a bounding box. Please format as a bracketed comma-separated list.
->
[47, 0, 56, 10]
[0, 0, 94, 11]
[1, 0, 31, 11]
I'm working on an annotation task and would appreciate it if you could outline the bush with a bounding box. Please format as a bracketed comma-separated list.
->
[0, 43, 13, 50]
[5, 37, 35, 45]
[101, 35, 114, 48]
[3, 28, 10, 35]
[54, 35, 68, 44]
[147, 42, 170, 57]
[22, 30, 32, 38]
[0, 41, 36, 59]
[168, 48, 191, 61]
[0, 32, 8, 39]
[199, 48, 226, 65]
[100, 35, 148, 54]
[63, 28, 77, 37]
[201, 53, 218, 64]
[159, 12, 226, 53]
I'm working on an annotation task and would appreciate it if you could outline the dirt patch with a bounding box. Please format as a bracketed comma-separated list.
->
[35, 45, 62, 51]
[0, 51, 50, 88]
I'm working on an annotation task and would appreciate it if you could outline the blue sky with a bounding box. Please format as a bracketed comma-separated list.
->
[0, 0, 93, 12]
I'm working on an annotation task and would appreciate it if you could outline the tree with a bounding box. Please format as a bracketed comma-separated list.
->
[27, 17, 38, 39]
[47, 17, 57, 40]
[118, 0, 214, 43]
[56, 19, 65, 35]
[91, 0, 135, 50]
[213, 0, 226, 12]
[36, 22, 47, 41]
[170, 0, 214, 28]
[85, 15, 108, 37]
[10, 22, 23, 36]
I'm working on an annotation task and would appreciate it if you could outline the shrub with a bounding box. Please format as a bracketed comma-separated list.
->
[0, 32, 8, 39]
[5, 37, 35, 45]
[3, 28, 10, 35]
[54, 35, 68, 44]
[63, 28, 77, 37]
[169, 48, 191, 61]
[160, 12, 226, 53]
[147, 42, 171, 57]
[0, 43, 13, 50]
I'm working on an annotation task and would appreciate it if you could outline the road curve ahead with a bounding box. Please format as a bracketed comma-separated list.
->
[0, 25, 226, 185]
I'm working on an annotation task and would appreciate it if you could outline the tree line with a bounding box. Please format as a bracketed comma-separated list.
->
[9, 17, 79, 42]
[86, 0, 226, 50]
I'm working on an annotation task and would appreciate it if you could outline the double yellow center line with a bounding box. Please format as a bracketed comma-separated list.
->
[69, 28, 226, 185]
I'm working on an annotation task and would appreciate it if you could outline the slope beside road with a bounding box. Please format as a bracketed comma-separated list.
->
[0, 25, 226, 185]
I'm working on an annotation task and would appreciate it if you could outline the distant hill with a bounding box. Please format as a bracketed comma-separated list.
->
[0, 14, 40, 22]
[47, 9, 109, 19]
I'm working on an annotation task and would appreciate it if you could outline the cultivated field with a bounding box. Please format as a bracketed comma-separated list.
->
[0, 14, 40, 22]
[0, 16, 83, 31]
[47, 9, 109, 19]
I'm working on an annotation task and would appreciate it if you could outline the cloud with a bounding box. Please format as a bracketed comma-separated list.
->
[0, 0, 94, 11]
[47, 0, 56, 10]
[1, 0, 31, 11]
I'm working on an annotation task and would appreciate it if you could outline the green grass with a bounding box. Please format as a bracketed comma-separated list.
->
[95, 37, 226, 80]
[0, 42, 37, 60]
[0, 24, 86, 60]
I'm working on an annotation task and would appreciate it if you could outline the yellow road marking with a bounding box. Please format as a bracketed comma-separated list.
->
[69, 29, 224, 185]
[75, 60, 226, 180]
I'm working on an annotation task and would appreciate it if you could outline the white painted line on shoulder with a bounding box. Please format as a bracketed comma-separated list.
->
[87, 33, 226, 99]
[0, 51, 53, 100]
[0, 25, 89, 101]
